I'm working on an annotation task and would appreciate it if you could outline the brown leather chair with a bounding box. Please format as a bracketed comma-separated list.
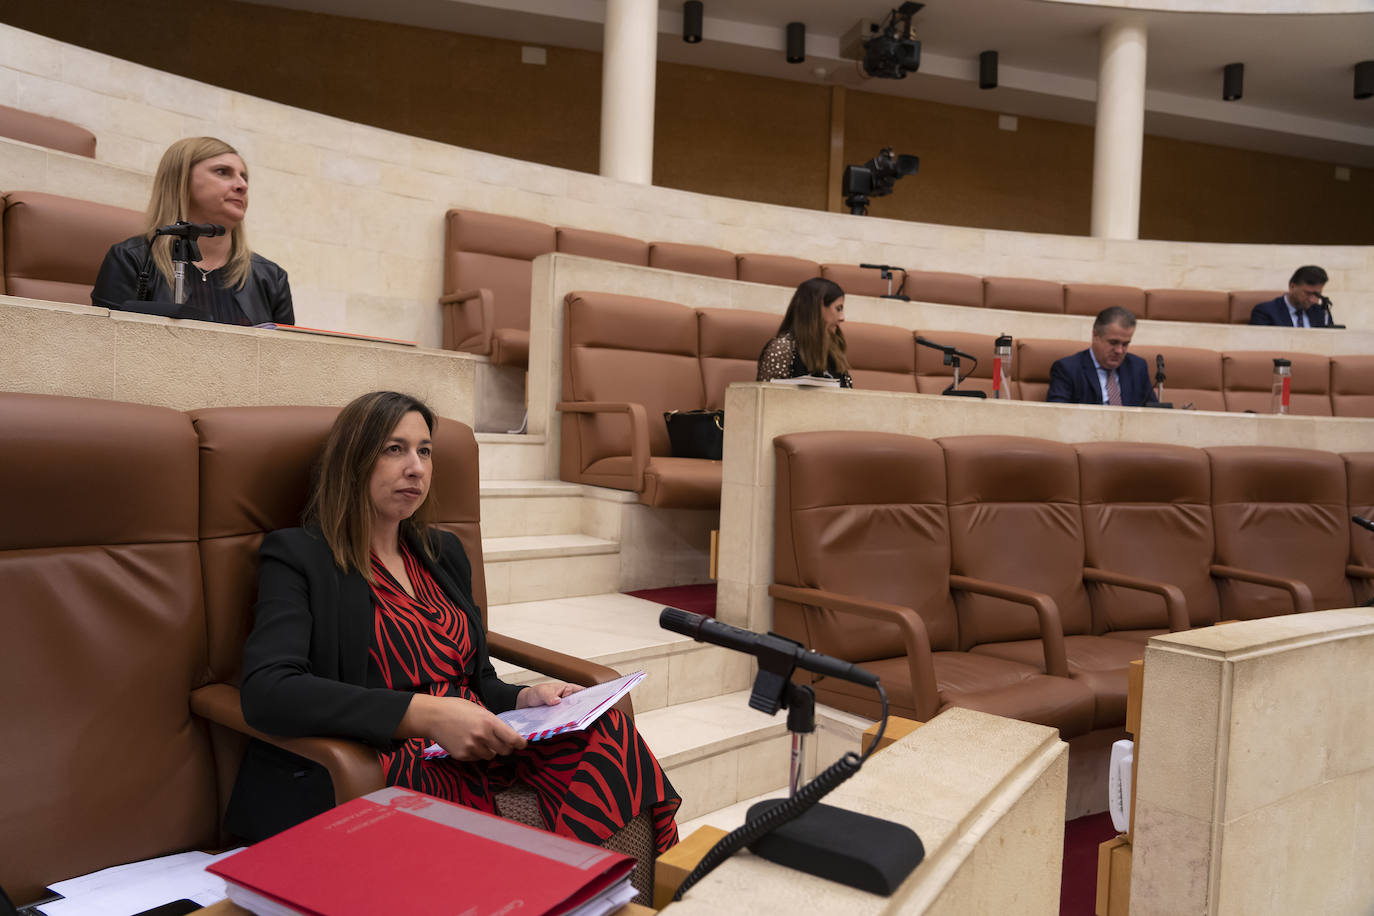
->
[1345, 452, 1374, 604]
[648, 241, 737, 280]
[940, 435, 1145, 729]
[736, 253, 820, 288]
[820, 263, 894, 298]
[770, 431, 1095, 736]
[555, 227, 649, 266]
[983, 276, 1065, 314]
[187, 404, 626, 831]
[903, 269, 983, 307]
[914, 329, 999, 397]
[1131, 343, 1225, 411]
[843, 321, 918, 392]
[1014, 338, 1081, 401]
[1, 190, 142, 304]
[0, 104, 96, 157]
[439, 209, 556, 368]
[1331, 355, 1374, 418]
[1063, 283, 1145, 318]
[698, 307, 778, 410]
[1145, 289, 1229, 324]
[559, 291, 720, 508]
[1207, 446, 1354, 618]
[0, 393, 217, 904]
[1222, 350, 1333, 415]
[1076, 442, 1213, 638]
[1228, 290, 1285, 325]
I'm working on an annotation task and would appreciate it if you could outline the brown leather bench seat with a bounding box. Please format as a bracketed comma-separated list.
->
[767, 429, 1373, 735]
[1, 190, 142, 304]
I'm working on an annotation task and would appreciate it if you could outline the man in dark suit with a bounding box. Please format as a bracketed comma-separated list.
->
[1047, 306, 1158, 407]
[1249, 265, 1334, 328]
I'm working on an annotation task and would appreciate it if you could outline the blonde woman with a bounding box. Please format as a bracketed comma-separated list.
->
[92, 136, 293, 325]
[756, 277, 853, 387]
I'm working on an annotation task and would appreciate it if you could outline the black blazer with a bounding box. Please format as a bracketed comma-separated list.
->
[226, 525, 521, 840]
[1248, 295, 1333, 328]
[91, 234, 294, 325]
[1046, 349, 1158, 407]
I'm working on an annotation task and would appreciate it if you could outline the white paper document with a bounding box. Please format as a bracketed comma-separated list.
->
[36, 848, 244, 916]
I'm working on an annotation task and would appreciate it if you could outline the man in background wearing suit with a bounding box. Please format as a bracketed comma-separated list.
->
[1047, 306, 1158, 407]
[1249, 265, 1334, 328]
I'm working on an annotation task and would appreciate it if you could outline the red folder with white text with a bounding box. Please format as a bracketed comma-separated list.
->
[207, 787, 635, 916]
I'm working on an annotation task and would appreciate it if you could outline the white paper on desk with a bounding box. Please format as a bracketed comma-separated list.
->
[421, 671, 645, 758]
[37, 848, 243, 916]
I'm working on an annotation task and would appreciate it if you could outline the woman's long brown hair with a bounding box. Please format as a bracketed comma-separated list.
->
[776, 277, 849, 376]
[306, 391, 439, 581]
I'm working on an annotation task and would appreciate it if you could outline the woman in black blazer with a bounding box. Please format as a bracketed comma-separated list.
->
[227, 391, 679, 856]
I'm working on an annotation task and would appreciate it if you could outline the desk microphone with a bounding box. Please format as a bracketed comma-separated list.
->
[915, 335, 977, 362]
[660, 608, 879, 688]
[1354, 515, 1374, 533]
[153, 221, 226, 239]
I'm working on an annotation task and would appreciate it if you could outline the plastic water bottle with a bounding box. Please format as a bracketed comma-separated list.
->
[1271, 358, 1291, 415]
[993, 334, 1012, 400]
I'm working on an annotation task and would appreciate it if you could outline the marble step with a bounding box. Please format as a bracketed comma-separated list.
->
[476, 432, 546, 481]
[480, 535, 620, 605]
[486, 593, 752, 713]
[479, 480, 621, 540]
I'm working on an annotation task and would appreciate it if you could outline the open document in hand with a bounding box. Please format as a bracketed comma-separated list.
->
[208, 787, 636, 916]
[421, 670, 646, 759]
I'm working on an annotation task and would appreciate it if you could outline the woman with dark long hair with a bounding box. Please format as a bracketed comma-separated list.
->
[756, 277, 853, 387]
[230, 391, 679, 873]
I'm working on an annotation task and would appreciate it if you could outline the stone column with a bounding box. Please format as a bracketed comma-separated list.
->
[1090, 19, 1147, 240]
[600, 0, 658, 185]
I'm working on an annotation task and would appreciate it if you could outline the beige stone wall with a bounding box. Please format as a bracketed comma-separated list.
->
[3, 23, 1372, 353]
[664, 707, 1068, 915]
[0, 295, 478, 421]
[1131, 609, 1374, 915]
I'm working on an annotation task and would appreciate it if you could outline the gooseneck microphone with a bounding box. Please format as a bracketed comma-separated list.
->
[915, 335, 976, 362]
[154, 221, 226, 239]
[1155, 354, 1166, 383]
[1354, 515, 1374, 533]
[659, 608, 879, 688]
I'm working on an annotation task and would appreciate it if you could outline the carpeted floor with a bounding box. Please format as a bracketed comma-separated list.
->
[624, 583, 717, 617]
[1060, 812, 1119, 915]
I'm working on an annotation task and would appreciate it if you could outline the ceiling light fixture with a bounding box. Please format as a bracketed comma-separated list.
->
[786, 23, 806, 64]
[683, 1, 703, 44]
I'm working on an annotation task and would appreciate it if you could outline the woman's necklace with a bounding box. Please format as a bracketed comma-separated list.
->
[195, 264, 213, 283]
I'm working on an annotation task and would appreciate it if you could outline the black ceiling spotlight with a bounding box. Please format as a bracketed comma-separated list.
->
[979, 50, 998, 90]
[862, 3, 923, 80]
[1356, 61, 1374, 100]
[1223, 62, 1244, 101]
[786, 22, 806, 63]
[842, 147, 920, 216]
[683, 1, 703, 44]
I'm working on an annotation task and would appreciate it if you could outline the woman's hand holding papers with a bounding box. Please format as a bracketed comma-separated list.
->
[515, 682, 585, 709]
[400, 694, 526, 761]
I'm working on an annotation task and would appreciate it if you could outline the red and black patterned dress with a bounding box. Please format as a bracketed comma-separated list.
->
[366, 543, 680, 853]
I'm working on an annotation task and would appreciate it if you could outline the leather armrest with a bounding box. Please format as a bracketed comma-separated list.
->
[190, 683, 385, 805]
[769, 583, 940, 720]
[948, 575, 1070, 678]
[1209, 564, 1315, 613]
[1083, 567, 1190, 632]
[437, 287, 494, 354]
[555, 400, 650, 491]
[487, 631, 635, 720]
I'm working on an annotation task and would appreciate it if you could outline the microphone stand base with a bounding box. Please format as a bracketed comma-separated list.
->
[745, 800, 924, 896]
[941, 388, 986, 398]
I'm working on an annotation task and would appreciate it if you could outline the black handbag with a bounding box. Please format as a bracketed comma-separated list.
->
[664, 409, 725, 460]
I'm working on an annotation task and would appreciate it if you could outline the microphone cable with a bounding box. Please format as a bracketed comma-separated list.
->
[671, 682, 889, 902]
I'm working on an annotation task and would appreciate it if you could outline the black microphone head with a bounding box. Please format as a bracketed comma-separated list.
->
[659, 606, 704, 636]
[1353, 515, 1374, 533]
[1156, 354, 1164, 369]
[206, 223, 227, 237]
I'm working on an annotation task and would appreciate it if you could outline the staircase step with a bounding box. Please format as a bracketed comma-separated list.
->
[481, 536, 621, 605]
[479, 480, 587, 538]
[482, 533, 617, 561]
[476, 432, 546, 481]
[487, 593, 752, 712]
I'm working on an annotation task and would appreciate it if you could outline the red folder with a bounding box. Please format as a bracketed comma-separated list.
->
[208, 787, 634, 916]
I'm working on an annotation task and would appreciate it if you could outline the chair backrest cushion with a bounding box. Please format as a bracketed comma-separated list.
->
[843, 321, 917, 392]
[648, 242, 737, 279]
[1331, 355, 1374, 418]
[1077, 442, 1220, 629]
[1145, 289, 1228, 324]
[2, 191, 143, 304]
[698, 307, 779, 409]
[1014, 338, 1082, 401]
[941, 435, 1092, 647]
[983, 277, 1064, 314]
[443, 210, 555, 348]
[1207, 446, 1353, 616]
[774, 431, 958, 658]
[0, 104, 96, 157]
[1222, 350, 1332, 415]
[1228, 290, 1285, 324]
[904, 270, 983, 307]
[0, 393, 216, 902]
[555, 227, 649, 266]
[1129, 343, 1225, 412]
[1345, 452, 1374, 571]
[1063, 283, 1145, 318]
[736, 253, 820, 288]
[819, 263, 892, 298]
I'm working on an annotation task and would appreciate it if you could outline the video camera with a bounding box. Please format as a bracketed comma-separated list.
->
[862, 2, 923, 80]
[842, 147, 920, 215]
